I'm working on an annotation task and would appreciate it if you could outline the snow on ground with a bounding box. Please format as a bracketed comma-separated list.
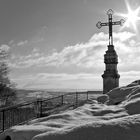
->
[1, 81, 140, 140]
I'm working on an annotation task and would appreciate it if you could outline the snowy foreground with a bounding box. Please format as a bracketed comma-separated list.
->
[1, 82, 140, 140]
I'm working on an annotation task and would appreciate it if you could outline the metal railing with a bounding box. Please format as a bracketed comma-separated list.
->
[0, 91, 100, 133]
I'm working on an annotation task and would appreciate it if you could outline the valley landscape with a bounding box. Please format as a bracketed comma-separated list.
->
[14, 89, 102, 104]
[1, 81, 140, 140]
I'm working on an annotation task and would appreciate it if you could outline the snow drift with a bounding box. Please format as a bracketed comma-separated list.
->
[1, 80, 140, 140]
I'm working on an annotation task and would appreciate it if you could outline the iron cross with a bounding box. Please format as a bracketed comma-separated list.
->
[96, 9, 125, 45]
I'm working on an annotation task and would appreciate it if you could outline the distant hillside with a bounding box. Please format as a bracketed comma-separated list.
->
[15, 89, 102, 104]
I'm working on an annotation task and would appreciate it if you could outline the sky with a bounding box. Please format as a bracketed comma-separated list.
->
[1, 0, 140, 90]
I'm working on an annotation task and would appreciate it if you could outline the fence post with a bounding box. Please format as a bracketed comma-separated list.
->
[87, 91, 89, 101]
[36, 100, 39, 118]
[36, 99, 42, 118]
[75, 92, 78, 107]
[2, 110, 4, 131]
[61, 95, 64, 105]
[40, 100, 42, 117]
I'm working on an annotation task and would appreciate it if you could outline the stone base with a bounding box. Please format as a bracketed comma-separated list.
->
[103, 76, 119, 94]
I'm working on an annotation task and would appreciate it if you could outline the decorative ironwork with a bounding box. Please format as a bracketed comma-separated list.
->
[96, 9, 125, 45]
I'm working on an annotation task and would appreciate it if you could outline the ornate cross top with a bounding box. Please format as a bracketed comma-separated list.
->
[96, 9, 125, 45]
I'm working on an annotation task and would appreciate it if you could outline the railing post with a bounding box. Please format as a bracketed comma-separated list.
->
[36, 100, 39, 118]
[36, 99, 42, 118]
[2, 110, 4, 131]
[61, 95, 64, 105]
[87, 91, 89, 101]
[75, 92, 78, 107]
[40, 100, 42, 117]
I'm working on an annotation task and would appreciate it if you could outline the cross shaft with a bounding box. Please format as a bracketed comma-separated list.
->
[96, 9, 125, 45]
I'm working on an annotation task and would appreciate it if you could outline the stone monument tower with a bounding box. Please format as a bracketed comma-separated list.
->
[102, 45, 120, 93]
[96, 9, 125, 94]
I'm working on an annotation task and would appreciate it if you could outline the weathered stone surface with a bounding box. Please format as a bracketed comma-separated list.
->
[102, 45, 120, 94]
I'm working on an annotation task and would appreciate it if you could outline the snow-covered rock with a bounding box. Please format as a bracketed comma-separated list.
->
[97, 94, 109, 104]
[107, 86, 136, 105]
[124, 98, 140, 115]
[106, 81, 140, 105]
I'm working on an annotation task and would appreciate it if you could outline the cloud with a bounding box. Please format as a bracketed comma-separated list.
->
[9, 40, 14, 45]
[17, 40, 28, 47]
[9, 32, 107, 69]
[0, 44, 10, 52]
[113, 31, 135, 42]
[9, 31, 137, 73]
[120, 71, 140, 86]
[89, 31, 135, 42]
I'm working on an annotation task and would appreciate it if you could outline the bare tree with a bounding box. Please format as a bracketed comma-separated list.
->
[0, 49, 16, 107]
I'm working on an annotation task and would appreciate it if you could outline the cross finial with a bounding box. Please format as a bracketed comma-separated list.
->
[96, 9, 125, 45]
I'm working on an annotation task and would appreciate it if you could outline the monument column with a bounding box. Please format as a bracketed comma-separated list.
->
[102, 45, 120, 93]
[96, 9, 124, 94]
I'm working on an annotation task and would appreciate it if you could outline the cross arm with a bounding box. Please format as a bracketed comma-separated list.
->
[112, 21, 121, 25]
[112, 19, 125, 26]
[96, 21, 109, 29]
[101, 22, 109, 26]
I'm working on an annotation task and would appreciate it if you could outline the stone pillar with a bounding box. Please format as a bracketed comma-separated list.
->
[102, 45, 120, 94]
